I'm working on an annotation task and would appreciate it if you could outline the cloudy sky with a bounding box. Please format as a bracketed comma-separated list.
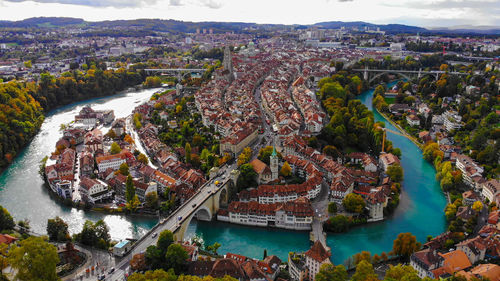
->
[0, 0, 498, 27]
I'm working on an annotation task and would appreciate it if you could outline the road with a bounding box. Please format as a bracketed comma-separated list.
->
[106, 165, 234, 281]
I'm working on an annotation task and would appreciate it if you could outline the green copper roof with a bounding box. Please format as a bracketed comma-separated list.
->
[271, 146, 277, 157]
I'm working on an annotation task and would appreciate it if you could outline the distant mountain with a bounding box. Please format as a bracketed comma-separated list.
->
[427, 25, 500, 35]
[313, 21, 427, 33]
[0, 17, 498, 35]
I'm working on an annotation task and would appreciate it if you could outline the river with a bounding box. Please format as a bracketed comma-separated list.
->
[185, 81, 447, 264]
[0, 83, 446, 265]
[0, 88, 160, 240]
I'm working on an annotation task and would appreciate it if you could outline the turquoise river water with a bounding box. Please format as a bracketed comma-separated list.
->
[0, 83, 447, 265]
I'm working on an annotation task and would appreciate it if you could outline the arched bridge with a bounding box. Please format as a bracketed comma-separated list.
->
[107, 167, 237, 280]
[144, 68, 207, 81]
[353, 68, 468, 84]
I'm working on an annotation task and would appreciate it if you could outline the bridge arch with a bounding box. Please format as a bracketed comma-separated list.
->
[369, 71, 412, 84]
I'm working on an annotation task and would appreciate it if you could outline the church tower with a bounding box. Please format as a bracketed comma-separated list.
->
[270, 146, 278, 181]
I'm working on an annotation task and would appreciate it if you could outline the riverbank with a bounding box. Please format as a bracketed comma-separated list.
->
[376, 109, 424, 150]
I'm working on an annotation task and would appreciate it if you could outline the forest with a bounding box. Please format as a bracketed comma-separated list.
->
[0, 64, 147, 170]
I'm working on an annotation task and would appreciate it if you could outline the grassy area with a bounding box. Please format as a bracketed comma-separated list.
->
[384, 97, 396, 104]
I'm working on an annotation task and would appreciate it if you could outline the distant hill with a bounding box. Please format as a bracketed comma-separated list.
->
[0, 17, 498, 35]
[313, 21, 427, 33]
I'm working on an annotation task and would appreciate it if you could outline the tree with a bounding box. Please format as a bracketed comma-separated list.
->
[128, 269, 177, 281]
[387, 164, 404, 183]
[126, 175, 135, 202]
[392, 232, 421, 260]
[74, 219, 110, 249]
[384, 264, 419, 281]
[316, 264, 348, 281]
[0, 205, 15, 231]
[110, 142, 122, 154]
[165, 244, 189, 274]
[258, 146, 281, 165]
[46, 216, 70, 241]
[280, 161, 292, 177]
[0, 243, 8, 280]
[351, 260, 378, 281]
[8, 236, 59, 281]
[124, 134, 134, 144]
[237, 147, 252, 166]
[144, 76, 162, 88]
[145, 245, 164, 270]
[323, 145, 340, 158]
[353, 251, 372, 265]
[343, 193, 366, 214]
[127, 195, 141, 212]
[327, 215, 350, 232]
[130, 253, 147, 272]
[472, 201, 483, 212]
[185, 142, 192, 164]
[328, 202, 337, 214]
[145, 192, 159, 209]
[236, 163, 258, 191]
[119, 162, 130, 176]
[157, 230, 174, 253]
[137, 153, 149, 165]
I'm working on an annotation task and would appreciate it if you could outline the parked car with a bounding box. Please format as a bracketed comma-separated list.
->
[152, 233, 157, 238]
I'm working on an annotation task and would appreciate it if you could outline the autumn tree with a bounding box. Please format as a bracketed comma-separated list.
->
[384, 264, 420, 281]
[8, 236, 60, 281]
[124, 134, 134, 144]
[472, 201, 483, 212]
[343, 193, 366, 214]
[315, 264, 348, 281]
[237, 147, 252, 166]
[351, 260, 378, 281]
[280, 161, 292, 177]
[137, 153, 149, 165]
[353, 251, 372, 265]
[392, 232, 421, 260]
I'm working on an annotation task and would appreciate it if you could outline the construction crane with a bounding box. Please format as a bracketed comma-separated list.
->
[379, 127, 407, 153]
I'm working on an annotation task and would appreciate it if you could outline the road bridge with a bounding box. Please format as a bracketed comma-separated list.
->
[106, 166, 237, 280]
[353, 68, 468, 84]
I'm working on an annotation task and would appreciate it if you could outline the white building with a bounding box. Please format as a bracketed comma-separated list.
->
[79, 177, 111, 203]
[481, 180, 499, 203]
[304, 241, 332, 281]
[95, 153, 127, 173]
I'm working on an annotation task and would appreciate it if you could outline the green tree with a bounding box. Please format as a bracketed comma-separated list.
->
[0, 205, 15, 231]
[110, 142, 122, 154]
[165, 244, 188, 274]
[157, 230, 174, 254]
[126, 175, 135, 202]
[328, 202, 337, 214]
[119, 162, 130, 176]
[387, 164, 404, 183]
[351, 260, 378, 281]
[145, 245, 164, 270]
[327, 215, 350, 232]
[8, 236, 60, 281]
[46, 216, 70, 241]
[74, 219, 110, 249]
[392, 233, 421, 260]
[316, 264, 348, 281]
[24, 60, 32, 68]
[185, 142, 192, 164]
[236, 163, 258, 191]
[343, 193, 366, 214]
